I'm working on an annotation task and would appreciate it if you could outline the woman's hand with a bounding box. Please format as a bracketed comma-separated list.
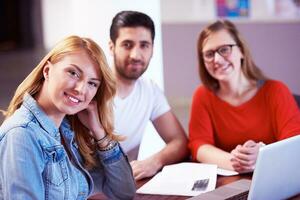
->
[77, 100, 106, 140]
[230, 140, 264, 173]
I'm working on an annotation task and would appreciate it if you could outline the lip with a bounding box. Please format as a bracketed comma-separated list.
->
[214, 64, 230, 74]
[128, 62, 143, 68]
[64, 92, 83, 105]
[127, 60, 144, 67]
[127, 65, 144, 73]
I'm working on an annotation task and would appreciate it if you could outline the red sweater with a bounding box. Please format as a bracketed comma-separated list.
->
[189, 80, 300, 160]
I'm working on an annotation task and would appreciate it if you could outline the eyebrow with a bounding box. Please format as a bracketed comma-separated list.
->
[121, 39, 152, 45]
[203, 44, 234, 52]
[140, 40, 152, 45]
[70, 64, 101, 82]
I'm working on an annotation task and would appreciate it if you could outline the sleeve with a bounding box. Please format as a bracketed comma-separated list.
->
[267, 81, 300, 140]
[188, 87, 215, 160]
[0, 126, 45, 200]
[149, 80, 171, 121]
[89, 143, 136, 200]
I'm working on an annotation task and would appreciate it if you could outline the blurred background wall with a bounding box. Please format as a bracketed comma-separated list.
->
[160, 0, 300, 134]
[0, 0, 164, 119]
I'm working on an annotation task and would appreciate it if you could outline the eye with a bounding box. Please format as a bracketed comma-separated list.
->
[88, 81, 99, 88]
[204, 51, 214, 59]
[218, 46, 231, 55]
[122, 42, 133, 49]
[68, 70, 80, 78]
[140, 42, 150, 49]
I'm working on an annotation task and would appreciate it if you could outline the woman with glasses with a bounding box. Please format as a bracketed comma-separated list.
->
[0, 36, 135, 199]
[189, 20, 300, 173]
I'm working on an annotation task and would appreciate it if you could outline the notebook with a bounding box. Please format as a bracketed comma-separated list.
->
[188, 135, 300, 200]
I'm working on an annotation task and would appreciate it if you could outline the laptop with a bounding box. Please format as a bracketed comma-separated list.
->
[188, 135, 300, 200]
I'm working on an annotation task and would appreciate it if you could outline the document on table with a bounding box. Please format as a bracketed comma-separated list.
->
[137, 162, 217, 196]
[217, 168, 239, 176]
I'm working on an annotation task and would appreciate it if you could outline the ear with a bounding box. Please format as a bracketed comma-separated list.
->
[108, 40, 115, 56]
[150, 47, 154, 59]
[43, 61, 51, 80]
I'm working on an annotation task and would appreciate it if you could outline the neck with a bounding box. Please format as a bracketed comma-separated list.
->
[114, 69, 137, 99]
[35, 85, 65, 127]
[218, 72, 255, 98]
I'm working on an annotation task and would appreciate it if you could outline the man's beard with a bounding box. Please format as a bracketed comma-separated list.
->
[114, 57, 149, 80]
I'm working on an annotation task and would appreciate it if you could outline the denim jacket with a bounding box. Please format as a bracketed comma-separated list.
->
[0, 94, 136, 200]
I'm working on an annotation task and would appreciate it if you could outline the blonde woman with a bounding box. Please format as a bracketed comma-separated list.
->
[0, 36, 135, 200]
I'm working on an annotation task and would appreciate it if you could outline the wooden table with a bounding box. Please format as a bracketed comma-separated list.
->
[89, 174, 252, 200]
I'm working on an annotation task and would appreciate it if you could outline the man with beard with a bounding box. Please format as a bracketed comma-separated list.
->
[109, 10, 188, 181]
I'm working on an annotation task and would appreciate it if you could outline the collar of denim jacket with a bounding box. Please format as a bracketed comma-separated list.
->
[22, 93, 60, 138]
[60, 118, 74, 142]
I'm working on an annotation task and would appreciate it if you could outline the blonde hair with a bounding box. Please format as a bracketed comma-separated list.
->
[197, 20, 267, 91]
[3, 35, 118, 169]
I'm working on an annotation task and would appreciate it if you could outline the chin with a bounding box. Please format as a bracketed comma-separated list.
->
[125, 73, 141, 80]
[215, 71, 233, 79]
[216, 76, 230, 81]
[61, 107, 81, 116]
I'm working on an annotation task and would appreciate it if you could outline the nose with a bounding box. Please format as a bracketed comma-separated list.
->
[74, 80, 86, 94]
[129, 46, 142, 60]
[213, 51, 225, 63]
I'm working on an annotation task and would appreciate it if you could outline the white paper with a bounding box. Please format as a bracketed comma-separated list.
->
[217, 168, 239, 176]
[137, 162, 217, 196]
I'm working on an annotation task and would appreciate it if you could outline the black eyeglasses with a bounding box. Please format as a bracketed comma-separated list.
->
[202, 44, 237, 62]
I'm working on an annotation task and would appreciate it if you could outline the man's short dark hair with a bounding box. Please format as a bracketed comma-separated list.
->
[110, 10, 155, 44]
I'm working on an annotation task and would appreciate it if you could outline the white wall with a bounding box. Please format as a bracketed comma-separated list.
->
[41, 0, 166, 160]
[161, 0, 300, 23]
[41, 0, 164, 87]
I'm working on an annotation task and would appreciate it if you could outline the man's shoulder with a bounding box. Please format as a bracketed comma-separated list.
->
[137, 77, 164, 93]
[134, 77, 170, 111]
[137, 77, 160, 87]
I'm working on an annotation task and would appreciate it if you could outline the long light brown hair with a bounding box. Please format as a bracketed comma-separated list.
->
[3, 35, 118, 169]
[197, 20, 267, 91]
